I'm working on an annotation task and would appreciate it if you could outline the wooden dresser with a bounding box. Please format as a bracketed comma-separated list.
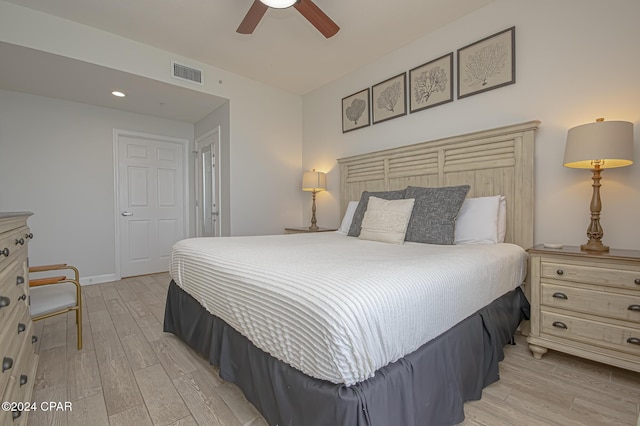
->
[0, 212, 38, 425]
[527, 245, 640, 372]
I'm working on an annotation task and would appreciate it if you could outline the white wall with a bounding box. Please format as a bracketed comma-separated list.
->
[0, 1, 303, 238]
[0, 2, 304, 282]
[302, 0, 640, 250]
[0, 89, 194, 282]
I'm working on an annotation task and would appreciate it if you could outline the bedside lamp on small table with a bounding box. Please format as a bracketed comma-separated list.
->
[302, 169, 326, 231]
[563, 118, 634, 252]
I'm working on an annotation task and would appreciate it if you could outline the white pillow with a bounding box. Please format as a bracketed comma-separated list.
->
[359, 196, 415, 244]
[337, 201, 359, 235]
[497, 195, 507, 243]
[454, 195, 502, 244]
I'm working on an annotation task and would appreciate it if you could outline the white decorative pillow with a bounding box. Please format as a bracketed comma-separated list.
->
[359, 197, 415, 244]
[337, 201, 359, 235]
[454, 195, 502, 244]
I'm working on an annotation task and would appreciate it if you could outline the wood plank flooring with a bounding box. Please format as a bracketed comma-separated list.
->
[27, 273, 640, 426]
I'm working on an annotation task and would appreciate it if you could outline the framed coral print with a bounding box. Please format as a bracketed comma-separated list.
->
[457, 26, 515, 99]
[372, 73, 406, 124]
[409, 52, 453, 113]
[342, 88, 370, 133]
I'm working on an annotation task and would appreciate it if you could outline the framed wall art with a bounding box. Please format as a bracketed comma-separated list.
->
[409, 52, 453, 113]
[372, 73, 406, 124]
[342, 88, 370, 133]
[457, 26, 515, 99]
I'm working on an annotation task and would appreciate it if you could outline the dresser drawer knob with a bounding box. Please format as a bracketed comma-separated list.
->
[14, 238, 24, 246]
[552, 321, 568, 329]
[12, 410, 21, 420]
[0, 296, 9, 309]
[32, 335, 38, 344]
[18, 294, 26, 301]
[2, 357, 13, 372]
[627, 337, 640, 345]
[19, 374, 28, 386]
[17, 323, 26, 334]
[628, 305, 640, 312]
[0, 248, 9, 257]
[556, 269, 564, 276]
[25, 232, 33, 239]
[635, 279, 640, 285]
[16, 275, 24, 285]
[552, 292, 568, 300]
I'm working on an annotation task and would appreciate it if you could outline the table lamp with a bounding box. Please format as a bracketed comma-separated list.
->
[302, 169, 326, 231]
[563, 118, 634, 252]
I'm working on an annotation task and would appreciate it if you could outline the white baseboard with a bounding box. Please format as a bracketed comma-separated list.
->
[80, 273, 117, 286]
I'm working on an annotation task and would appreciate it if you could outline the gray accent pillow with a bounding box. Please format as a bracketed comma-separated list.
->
[347, 189, 406, 237]
[404, 185, 471, 244]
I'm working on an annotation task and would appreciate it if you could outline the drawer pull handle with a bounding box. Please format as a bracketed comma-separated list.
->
[2, 357, 13, 372]
[16, 275, 24, 285]
[0, 296, 9, 309]
[0, 247, 9, 257]
[12, 410, 21, 420]
[19, 374, 28, 386]
[32, 335, 38, 344]
[552, 292, 568, 300]
[14, 238, 24, 245]
[18, 294, 26, 301]
[627, 338, 640, 345]
[556, 269, 564, 276]
[25, 232, 33, 239]
[17, 323, 26, 334]
[628, 305, 640, 312]
[552, 321, 568, 329]
[635, 279, 640, 285]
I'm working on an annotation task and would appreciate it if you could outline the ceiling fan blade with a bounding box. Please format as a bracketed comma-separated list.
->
[237, 0, 269, 34]
[293, 0, 340, 38]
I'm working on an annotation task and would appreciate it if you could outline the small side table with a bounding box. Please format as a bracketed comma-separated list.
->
[284, 227, 337, 234]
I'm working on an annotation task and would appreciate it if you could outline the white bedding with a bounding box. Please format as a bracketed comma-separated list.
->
[170, 232, 527, 386]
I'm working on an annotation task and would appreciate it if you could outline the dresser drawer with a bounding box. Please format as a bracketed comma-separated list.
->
[541, 283, 640, 322]
[0, 226, 29, 270]
[541, 260, 640, 290]
[0, 260, 28, 326]
[11, 321, 35, 403]
[0, 304, 26, 397]
[540, 310, 640, 356]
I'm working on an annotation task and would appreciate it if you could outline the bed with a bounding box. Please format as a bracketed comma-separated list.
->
[164, 121, 540, 426]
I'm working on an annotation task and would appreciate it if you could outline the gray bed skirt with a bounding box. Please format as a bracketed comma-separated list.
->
[164, 280, 529, 426]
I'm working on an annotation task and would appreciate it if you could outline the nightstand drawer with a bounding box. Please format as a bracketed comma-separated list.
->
[540, 310, 640, 356]
[541, 260, 640, 290]
[541, 283, 640, 322]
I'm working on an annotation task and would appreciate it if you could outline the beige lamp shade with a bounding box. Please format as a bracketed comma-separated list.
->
[563, 119, 634, 169]
[302, 170, 326, 192]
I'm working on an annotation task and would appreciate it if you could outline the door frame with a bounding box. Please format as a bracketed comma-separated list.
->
[112, 128, 190, 280]
[195, 127, 221, 237]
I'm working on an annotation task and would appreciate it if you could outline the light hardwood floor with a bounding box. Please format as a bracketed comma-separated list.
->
[27, 273, 640, 426]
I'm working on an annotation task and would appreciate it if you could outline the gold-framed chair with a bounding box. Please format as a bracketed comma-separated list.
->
[29, 263, 82, 350]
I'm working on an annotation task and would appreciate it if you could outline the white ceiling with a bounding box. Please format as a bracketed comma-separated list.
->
[0, 0, 495, 122]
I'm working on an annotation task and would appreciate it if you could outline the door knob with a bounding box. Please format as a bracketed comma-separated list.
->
[121, 211, 134, 216]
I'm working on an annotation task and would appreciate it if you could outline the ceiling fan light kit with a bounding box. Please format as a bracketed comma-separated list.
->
[260, 0, 297, 8]
[237, 0, 339, 38]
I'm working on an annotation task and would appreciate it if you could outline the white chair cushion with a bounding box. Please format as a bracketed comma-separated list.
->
[30, 282, 78, 317]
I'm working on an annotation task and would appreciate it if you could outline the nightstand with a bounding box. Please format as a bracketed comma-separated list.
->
[526, 245, 640, 372]
[284, 227, 337, 234]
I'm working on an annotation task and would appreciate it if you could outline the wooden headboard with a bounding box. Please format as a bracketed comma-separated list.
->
[337, 121, 540, 249]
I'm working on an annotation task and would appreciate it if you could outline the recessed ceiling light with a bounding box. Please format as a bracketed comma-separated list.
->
[112, 91, 126, 97]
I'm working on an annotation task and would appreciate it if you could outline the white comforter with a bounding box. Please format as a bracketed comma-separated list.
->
[170, 232, 527, 386]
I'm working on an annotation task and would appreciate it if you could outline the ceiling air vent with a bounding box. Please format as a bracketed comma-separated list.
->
[171, 61, 204, 85]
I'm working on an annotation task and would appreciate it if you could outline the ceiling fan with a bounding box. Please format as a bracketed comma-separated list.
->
[237, 0, 340, 39]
